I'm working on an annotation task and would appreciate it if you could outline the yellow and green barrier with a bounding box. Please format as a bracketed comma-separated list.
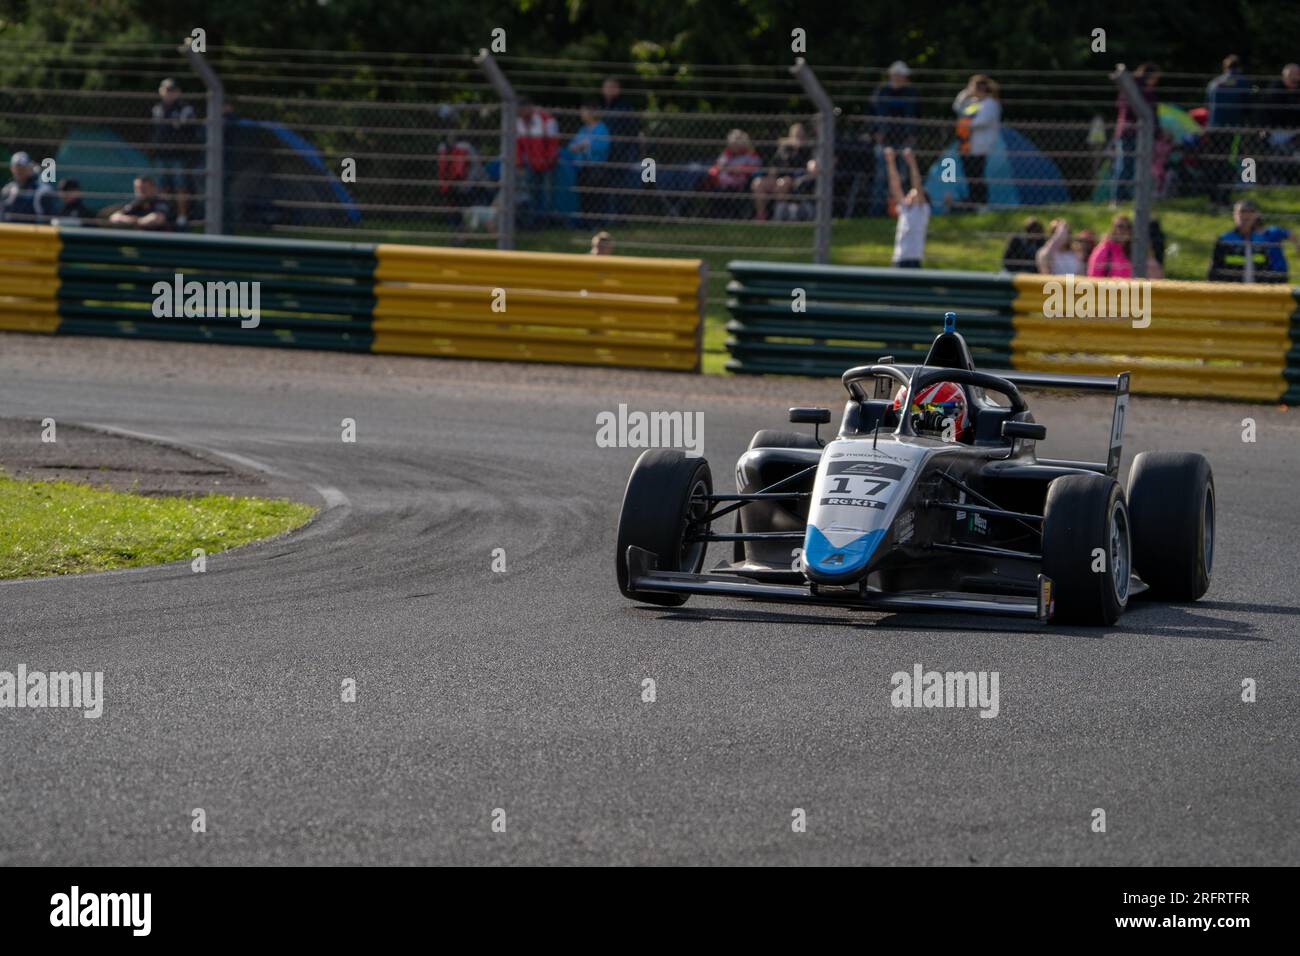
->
[373, 245, 703, 370]
[0, 223, 60, 334]
[0, 224, 704, 372]
[725, 259, 1300, 402]
[1011, 274, 1293, 403]
[725, 261, 1016, 377]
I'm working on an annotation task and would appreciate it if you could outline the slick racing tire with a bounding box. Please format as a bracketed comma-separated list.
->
[748, 429, 821, 450]
[616, 449, 713, 607]
[1042, 474, 1132, 626]
[1126, 451, 1214, 601]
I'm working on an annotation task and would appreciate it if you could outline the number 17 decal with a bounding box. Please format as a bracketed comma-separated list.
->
[827, 476, 890, 497]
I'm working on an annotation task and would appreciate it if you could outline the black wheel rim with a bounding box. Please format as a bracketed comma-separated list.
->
[1202, 485, 1215, 575]
[680, 477, 710, 571]
[1110, 498, 1131, 605]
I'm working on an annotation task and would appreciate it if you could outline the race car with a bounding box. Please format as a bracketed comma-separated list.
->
[615, 313, 1214, 625]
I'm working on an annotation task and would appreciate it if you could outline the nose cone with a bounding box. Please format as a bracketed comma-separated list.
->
[803, 526, 885, 582]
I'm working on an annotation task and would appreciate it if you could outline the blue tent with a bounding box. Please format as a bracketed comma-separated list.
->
[54, 126, 152, 209]
[924, 127, 1068, 212]
[227, 117, 360, 226]
[52, 122, 360, 226]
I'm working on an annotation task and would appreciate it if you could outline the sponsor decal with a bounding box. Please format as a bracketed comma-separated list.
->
[820, 497, 886, 509]
[827, 460, 908, 479]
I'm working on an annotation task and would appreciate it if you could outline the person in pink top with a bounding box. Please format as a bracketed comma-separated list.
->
[1087, 214, 1164, 278]
[700, 129, 762, 217]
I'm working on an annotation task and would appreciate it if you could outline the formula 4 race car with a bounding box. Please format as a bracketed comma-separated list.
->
[615, 314, 1214, 625]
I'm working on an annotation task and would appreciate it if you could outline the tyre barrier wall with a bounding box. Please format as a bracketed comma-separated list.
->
[725, 259, 1300, 402]
[725, 261, 1016, 377]
[372, 245, 704, 370]
[0, 224, 705, 372]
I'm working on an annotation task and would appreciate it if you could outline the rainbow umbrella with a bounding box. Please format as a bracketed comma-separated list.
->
[1159, 103, 1204, 140]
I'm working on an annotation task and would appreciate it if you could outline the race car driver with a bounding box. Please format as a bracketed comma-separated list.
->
[893, 381, 970, 442]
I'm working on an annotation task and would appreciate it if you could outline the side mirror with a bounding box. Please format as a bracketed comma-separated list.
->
[789, 407, 831, 425]
[1002, 420, 1047, 441]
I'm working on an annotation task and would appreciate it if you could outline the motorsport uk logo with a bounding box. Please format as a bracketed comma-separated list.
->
[49, 887, 151, 936]
[0, 665, 104, 718]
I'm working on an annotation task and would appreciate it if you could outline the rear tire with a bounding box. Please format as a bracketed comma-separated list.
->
[1042, 475, 1131, 625]
[1127, 451, 1214, 601]
[615, 450, 712, 607]
[748, 429, 821, 450]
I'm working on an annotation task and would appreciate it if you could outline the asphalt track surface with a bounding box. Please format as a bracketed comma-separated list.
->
[1, 333, 1297, 866]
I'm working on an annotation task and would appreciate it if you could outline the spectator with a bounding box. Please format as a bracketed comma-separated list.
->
[568, 103, 611, 219]
[151, 78, 198, 229]
[1207, 199, 1297, 283]
[1087, 214, 1163, 278]
[1202, 56, 1256, 204]
[436, 108, 490, 224]
[1262, 63, 1300, 127]
[599, 77, 639, 219]
[867, 61, 919, 216]
[872, 61, 920, 148]
[516, 97, 561, 226]
[1073, 228, 1098, 265]
[885, 146, 930, 268]
[1113, 63, 1160, 202]
[1001, 217, 1045, 272]
[752, 122, 814, 221]
[55, 178, 96, 224]
[1207, 55, 1253, 129]
[108, 176, 172, 231]
[0, 151, 57, 223]
[1262, 64, 1300, 160]
[1035, 219, 1084, 276]
[590, 230, 613, 255]
[700, 129, 762, 218]
[953, 74, 1001, 211]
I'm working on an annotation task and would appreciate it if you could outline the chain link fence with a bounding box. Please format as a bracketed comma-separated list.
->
[4, 42, 1300, 309]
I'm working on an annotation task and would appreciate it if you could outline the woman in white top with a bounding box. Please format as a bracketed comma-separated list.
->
[885, 145, 930, 268]
[952, 75, 1001, 210]
[1035, 218, 1085, 275]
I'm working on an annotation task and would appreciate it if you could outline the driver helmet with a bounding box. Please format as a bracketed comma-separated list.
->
[893, 381, 969, 441]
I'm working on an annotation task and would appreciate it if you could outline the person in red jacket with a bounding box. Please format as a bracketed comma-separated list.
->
[516, 97, 560, 225]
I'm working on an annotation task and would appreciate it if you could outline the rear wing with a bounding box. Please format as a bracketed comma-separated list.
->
[996, 370, 1130, 477]
[997, 370, 1122, 393]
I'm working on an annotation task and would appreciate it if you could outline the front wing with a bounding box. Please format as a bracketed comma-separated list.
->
[627, 547, 1054, 621]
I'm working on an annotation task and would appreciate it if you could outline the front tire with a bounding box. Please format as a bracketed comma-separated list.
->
[1127, 451, 1214, 601]
[615, 450, 712, 606]
[1042, 475, 1132, 625]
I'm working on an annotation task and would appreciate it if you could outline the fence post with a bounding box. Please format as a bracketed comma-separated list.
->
[182, 42, 224, 235]
[1112, 64, 1153, 278]
[791, 58, 835, 264]
[475, 50, 517, 251]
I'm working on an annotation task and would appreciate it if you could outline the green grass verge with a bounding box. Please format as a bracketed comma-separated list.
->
[0, 474, 317, 580]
